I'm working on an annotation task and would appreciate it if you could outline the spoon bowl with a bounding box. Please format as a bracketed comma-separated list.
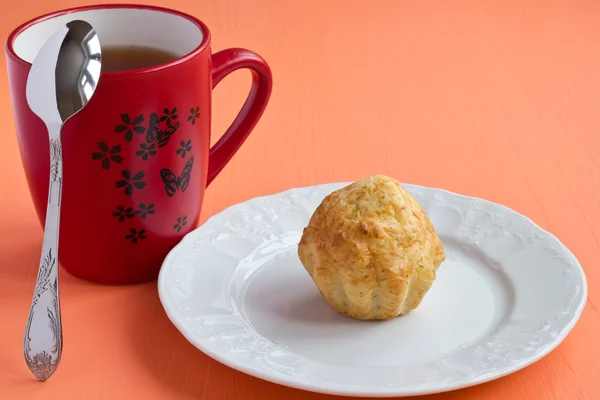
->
[26, 20, 101, 126]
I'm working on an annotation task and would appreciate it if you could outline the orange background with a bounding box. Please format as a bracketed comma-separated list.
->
[1, 0, 599, 399]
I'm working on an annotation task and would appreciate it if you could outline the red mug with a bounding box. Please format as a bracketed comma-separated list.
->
[6, 4, 272, 284]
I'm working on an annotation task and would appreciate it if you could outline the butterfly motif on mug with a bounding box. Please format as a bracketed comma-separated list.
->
[146, 112, 180, 147]
[160, 157, 194, 197]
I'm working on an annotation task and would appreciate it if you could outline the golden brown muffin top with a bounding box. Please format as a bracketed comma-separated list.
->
[299, 175, 445, 292]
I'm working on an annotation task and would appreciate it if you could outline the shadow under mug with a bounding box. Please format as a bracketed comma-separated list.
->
[5, 4, 273, 284]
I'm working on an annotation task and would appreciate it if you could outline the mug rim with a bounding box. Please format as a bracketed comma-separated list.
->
[4, 3, 211, 78]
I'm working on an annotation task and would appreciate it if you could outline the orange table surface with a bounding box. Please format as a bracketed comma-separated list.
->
[1, 0, 599, 399]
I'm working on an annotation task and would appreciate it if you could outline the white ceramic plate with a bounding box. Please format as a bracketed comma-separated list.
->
[158, 183, 587, 397]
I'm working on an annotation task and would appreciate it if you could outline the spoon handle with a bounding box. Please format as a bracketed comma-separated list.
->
[24, 134, 63, 382]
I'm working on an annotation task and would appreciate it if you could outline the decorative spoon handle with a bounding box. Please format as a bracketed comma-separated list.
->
[24, 130, 63, 382]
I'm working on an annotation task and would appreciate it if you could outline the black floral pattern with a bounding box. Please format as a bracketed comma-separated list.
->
[92, 142, 123, 169]
[188, 106, 200, 125]
[115, 114, 145, 141]
[112, 206, 135, 222]
[173, 216, 188, 232]
[115, 170, 146, 196]
[136, 142, 157, 161]
[160, 108, 178, 126]
[104, 105, 201, 244]
[176, 140, 192, 158]
[125, 228, 146, 244]
[135, 203, 155, 220]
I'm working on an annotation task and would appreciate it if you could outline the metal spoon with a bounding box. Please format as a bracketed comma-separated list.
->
[24, 19, 102, 382]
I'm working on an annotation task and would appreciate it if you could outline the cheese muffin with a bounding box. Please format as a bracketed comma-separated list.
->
[297, 175, 445, 320]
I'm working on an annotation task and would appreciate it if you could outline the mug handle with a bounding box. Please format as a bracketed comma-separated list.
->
[207, 48, 273, 185]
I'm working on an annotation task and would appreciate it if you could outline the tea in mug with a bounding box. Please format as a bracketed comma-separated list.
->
[101, 45, 178, 72]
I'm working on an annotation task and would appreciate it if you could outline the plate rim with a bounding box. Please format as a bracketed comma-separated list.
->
[157, 181, 588, 397]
